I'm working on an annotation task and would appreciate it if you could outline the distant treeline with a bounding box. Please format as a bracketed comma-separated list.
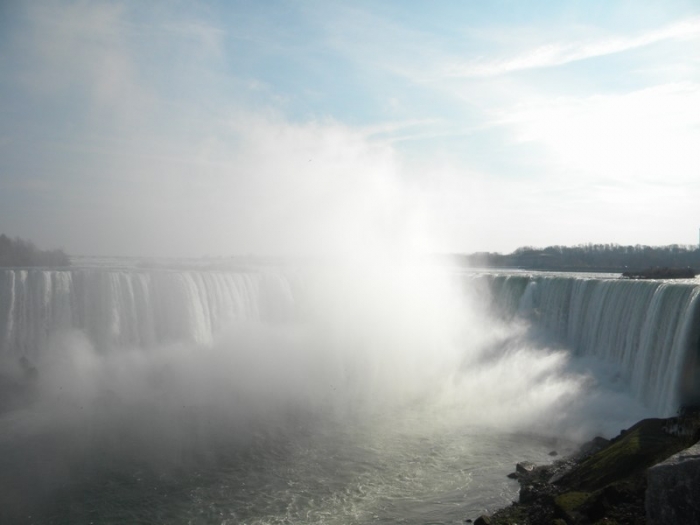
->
[0, 234, 70, 267]
[460, 243, 700, 272]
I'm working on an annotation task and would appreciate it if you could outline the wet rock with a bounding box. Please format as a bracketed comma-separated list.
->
[473, 515, 491, 525]
[519, 478, 556, 505]
[515, 461, 536, 475]
[577, 436, 609, 458]
[646, 442, 700, 524]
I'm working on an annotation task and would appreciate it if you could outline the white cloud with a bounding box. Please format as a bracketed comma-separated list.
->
[394, 77, 700, 253]
[502, 82, 700, 185]
[435, 81, 700, 250]
[448, 16, 700, 77]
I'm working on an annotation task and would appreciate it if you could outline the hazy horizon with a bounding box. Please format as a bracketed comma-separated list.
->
[55, 241, 700, 261]
[1, 1, 699, 258]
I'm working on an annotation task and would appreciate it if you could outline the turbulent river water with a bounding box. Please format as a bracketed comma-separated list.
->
[1, 262, 698, 524]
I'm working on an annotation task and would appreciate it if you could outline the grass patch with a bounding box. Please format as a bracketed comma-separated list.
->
[554, 491, 590, 512]
[557, 418, 697, 491]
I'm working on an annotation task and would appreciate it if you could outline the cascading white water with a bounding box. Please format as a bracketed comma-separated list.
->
[0, 269, 297, 358]
[482, 273, 700, 415]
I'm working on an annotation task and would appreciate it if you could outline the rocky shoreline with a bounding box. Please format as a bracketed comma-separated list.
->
[467, 411, 700, 524]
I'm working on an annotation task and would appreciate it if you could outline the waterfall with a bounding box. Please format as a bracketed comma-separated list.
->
[482, 273, 700, 415]
[0, 268, 297, 358]
[3, 267, 700, 416]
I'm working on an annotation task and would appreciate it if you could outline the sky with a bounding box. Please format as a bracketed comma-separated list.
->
[1, 0, 699, 257]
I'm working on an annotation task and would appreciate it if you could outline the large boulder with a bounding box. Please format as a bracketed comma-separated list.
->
[646, 442, 700, 524]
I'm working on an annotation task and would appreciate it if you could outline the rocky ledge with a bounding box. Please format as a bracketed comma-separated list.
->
[469, 411, 700, 525]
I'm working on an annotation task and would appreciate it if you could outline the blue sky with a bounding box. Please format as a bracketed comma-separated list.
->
[1, 0, 699, 257]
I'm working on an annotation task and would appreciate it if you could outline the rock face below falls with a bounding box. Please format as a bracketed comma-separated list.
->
[646, 442, 700, 524]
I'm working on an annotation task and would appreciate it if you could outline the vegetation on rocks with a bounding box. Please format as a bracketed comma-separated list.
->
[474, 413, 700, 524]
